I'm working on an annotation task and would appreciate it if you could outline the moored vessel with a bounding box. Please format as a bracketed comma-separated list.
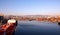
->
[0, 15, 18, 35]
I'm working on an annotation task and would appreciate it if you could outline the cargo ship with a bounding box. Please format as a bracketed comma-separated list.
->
[0, 15, 17, 35]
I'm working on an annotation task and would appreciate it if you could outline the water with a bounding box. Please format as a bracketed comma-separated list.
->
[14, 21, 60, 35]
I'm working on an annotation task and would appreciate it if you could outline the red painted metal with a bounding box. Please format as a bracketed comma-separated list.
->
[0, 23, 16, 35]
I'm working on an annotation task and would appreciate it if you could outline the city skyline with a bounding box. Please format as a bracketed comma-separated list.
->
[0, 0, 60, 15]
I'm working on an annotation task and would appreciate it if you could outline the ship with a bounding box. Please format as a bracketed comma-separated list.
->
[58, 21, 60, 25]
[0, 14, 17, 35]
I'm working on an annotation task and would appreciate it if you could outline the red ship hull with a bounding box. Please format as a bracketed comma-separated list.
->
[0, 21, 17, 35]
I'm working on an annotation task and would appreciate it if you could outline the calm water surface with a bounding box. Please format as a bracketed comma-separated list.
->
[15, 21, 60, 35]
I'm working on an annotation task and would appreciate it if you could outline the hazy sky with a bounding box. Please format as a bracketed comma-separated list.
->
[0, 0, 60, 15]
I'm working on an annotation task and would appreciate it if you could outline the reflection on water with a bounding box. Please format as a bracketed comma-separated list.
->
[14, 21, 60, 35]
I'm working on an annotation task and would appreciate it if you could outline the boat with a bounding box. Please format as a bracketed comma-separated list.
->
[58, 22, 60, 25]
[0, 15, 17, 35]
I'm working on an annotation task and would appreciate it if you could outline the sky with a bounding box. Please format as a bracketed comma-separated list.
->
[0, 0, 60, 15]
